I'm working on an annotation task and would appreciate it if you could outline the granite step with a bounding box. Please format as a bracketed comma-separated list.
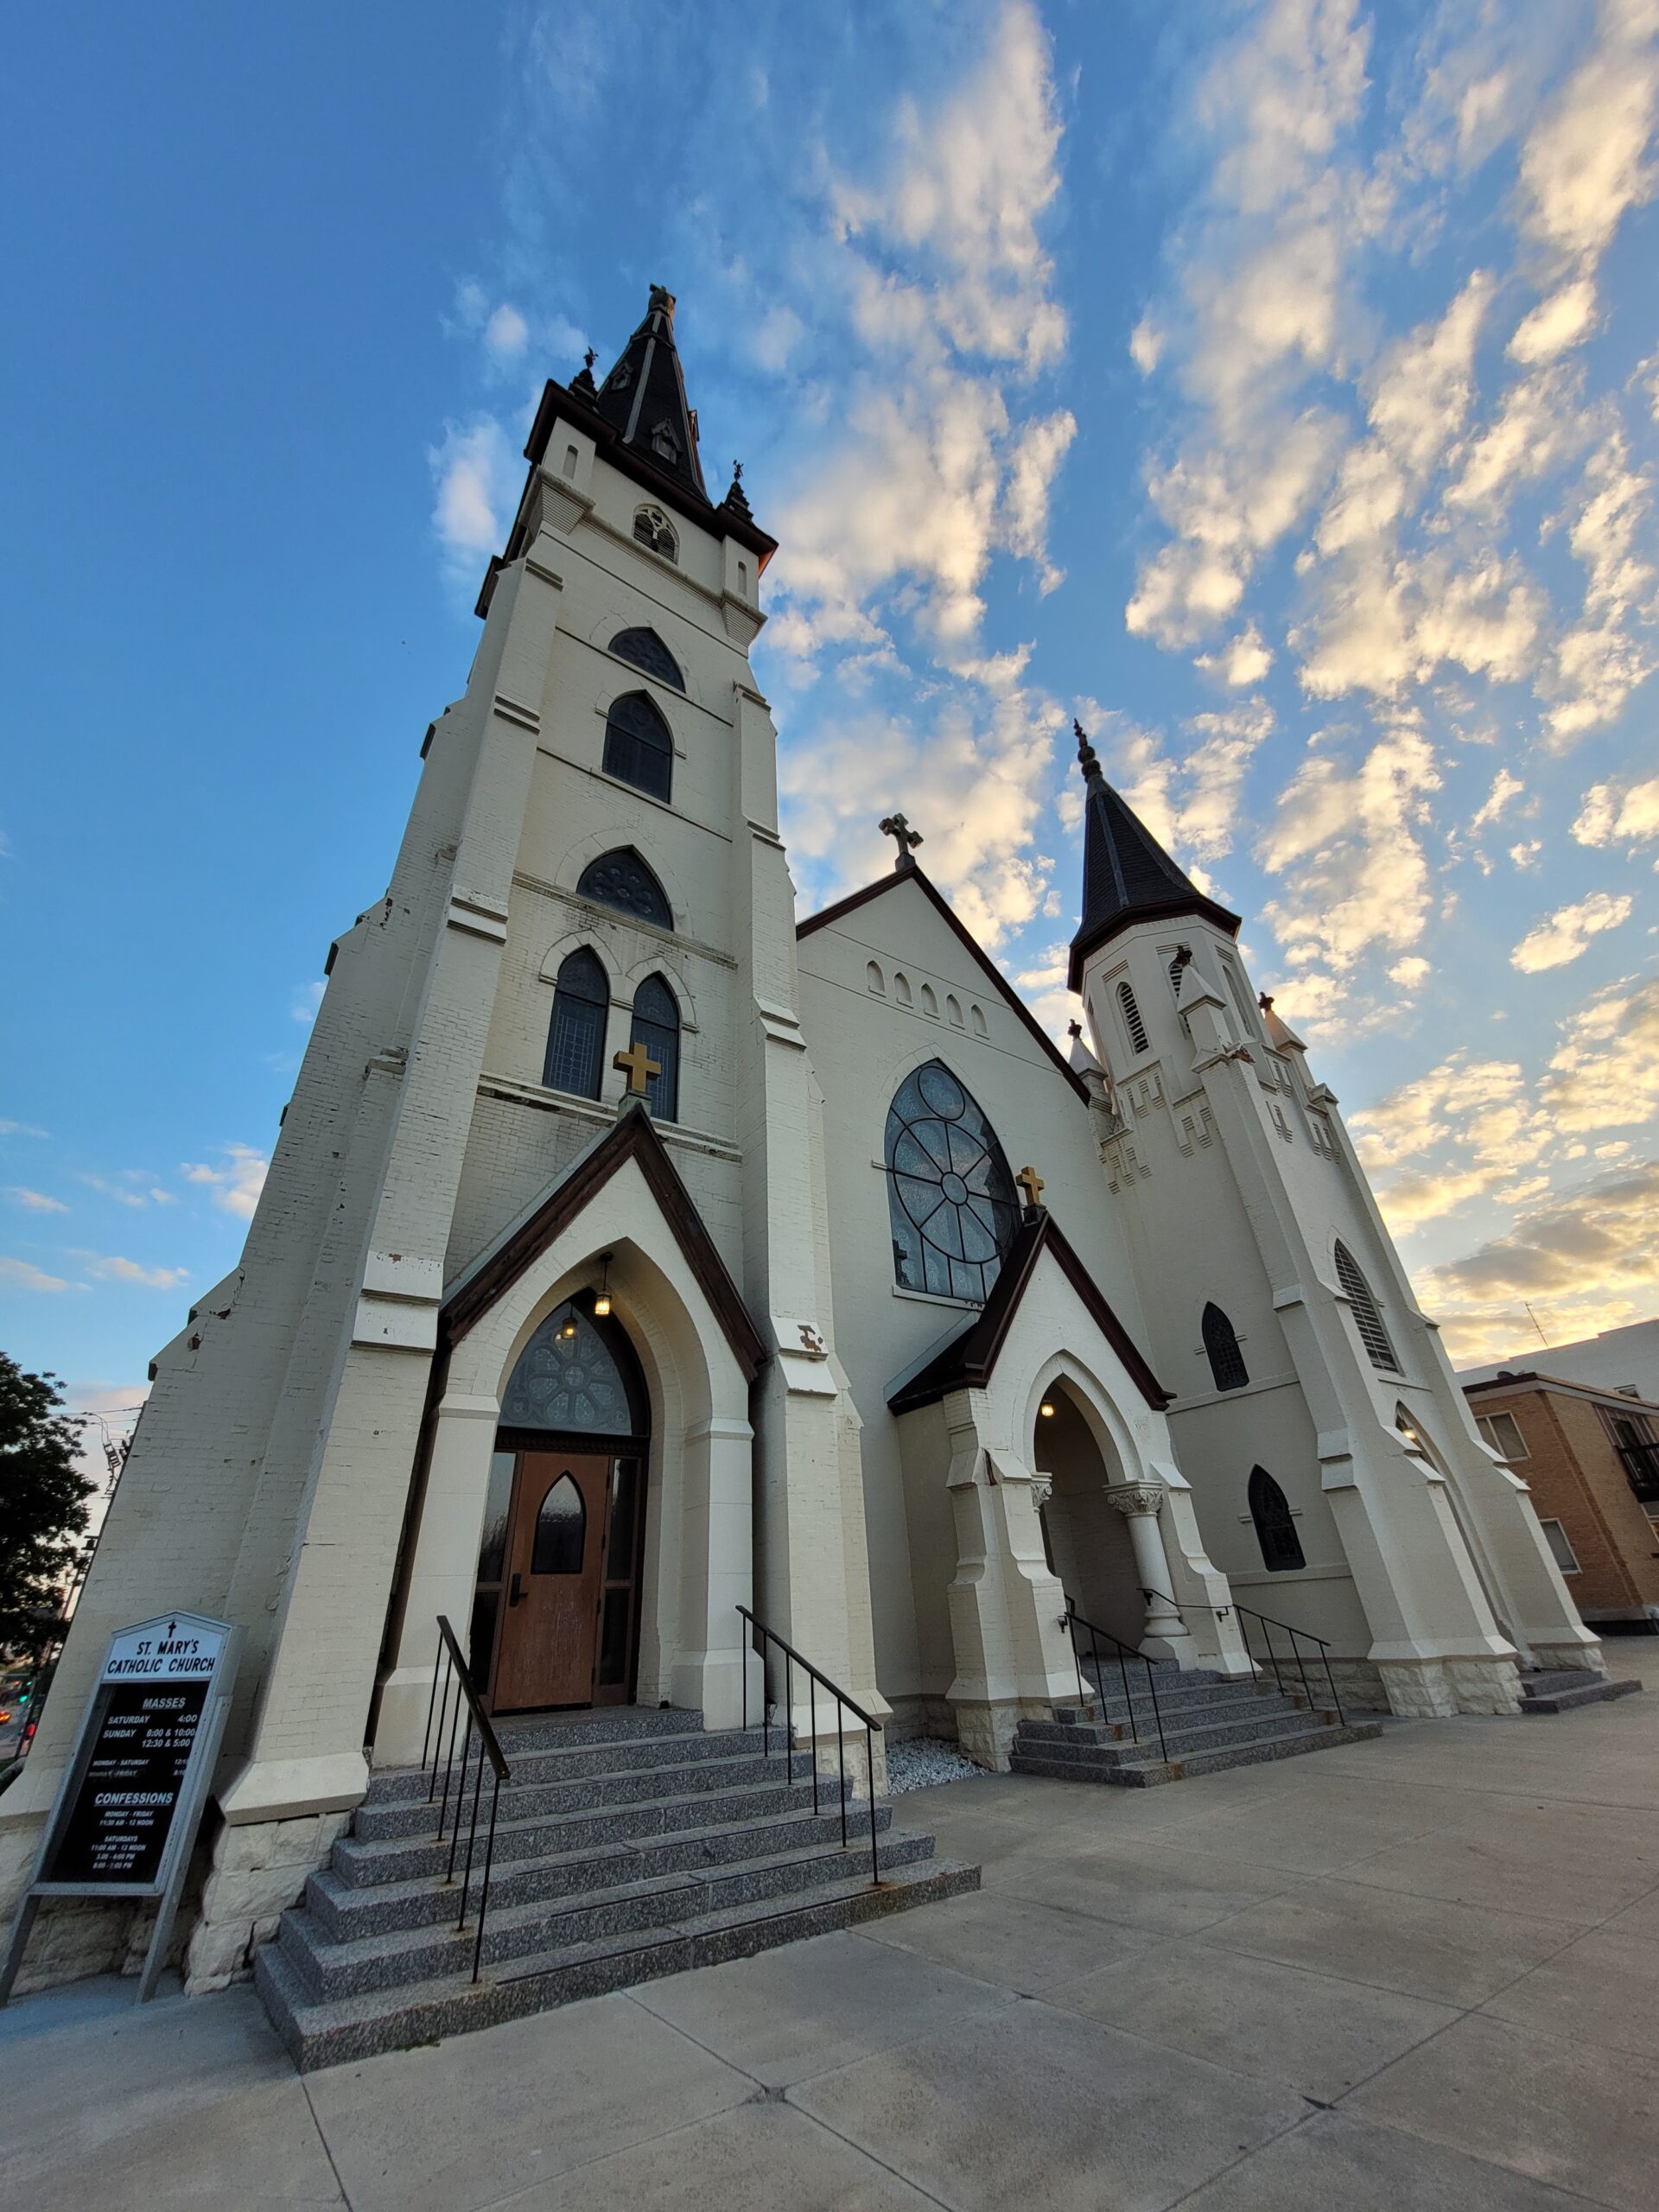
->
[257, 1853, 981, 2072]
[1020, 1697, 1331, 1760]
[1014, 1707, 1351, 1771]
[334, 1770, 826, 1886]
[352, 1745, 817, 1840]
[365, 1722, 766, 1802]
[279, 1829, 938, 2002]
[1010, 1719, 1383, 1787]
[307, 1798, 899, 1941]
[1519, 1670, 1643, 1714]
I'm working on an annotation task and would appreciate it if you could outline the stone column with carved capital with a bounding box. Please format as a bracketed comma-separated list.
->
[1104, 1483, 1191, 1660]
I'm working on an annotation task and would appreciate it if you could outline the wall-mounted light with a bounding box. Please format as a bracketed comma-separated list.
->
[1039, 1400, 1055, 1419]
[593, 1252, 613, 1319]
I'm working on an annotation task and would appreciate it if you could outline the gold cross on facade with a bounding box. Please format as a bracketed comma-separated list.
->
[613, 1041, 662, 1097]
[1016, 1165, 1046, 1210]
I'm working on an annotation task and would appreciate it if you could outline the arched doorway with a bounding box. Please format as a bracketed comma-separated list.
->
[470, 1293, 652, 1712]
[1030, 1376, 1147, 1648]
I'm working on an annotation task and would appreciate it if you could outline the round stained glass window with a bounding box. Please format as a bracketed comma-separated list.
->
[499, 1300, 646, 1436]
[885, 1061, 1020, 1304]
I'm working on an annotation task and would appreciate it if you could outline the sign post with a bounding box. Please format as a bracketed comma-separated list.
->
[0, 1611, 240, 2005]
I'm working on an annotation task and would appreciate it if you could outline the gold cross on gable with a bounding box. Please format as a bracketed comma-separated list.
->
[1015, 1165, 1046, 1210]
[613, 1041, 662, 1096]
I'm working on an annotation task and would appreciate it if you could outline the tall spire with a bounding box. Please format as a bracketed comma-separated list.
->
[1068, 719, 1241, 988]
[592, 284, 707, 499]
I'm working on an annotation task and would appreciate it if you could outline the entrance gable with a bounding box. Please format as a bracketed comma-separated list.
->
[887, 1211, 1170, 1416]
[441, 1101, 766, 1380]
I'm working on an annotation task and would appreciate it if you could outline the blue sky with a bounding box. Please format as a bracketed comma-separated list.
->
[3, 2, 1657, 1447]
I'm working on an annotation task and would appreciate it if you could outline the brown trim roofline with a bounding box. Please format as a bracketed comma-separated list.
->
[439, 1103, 767, 1381]
[887, 1209, 1171, 1414]
[798, 862, 1090, 1103]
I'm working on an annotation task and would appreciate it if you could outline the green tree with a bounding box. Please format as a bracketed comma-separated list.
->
[0, 1354, 94, 1648]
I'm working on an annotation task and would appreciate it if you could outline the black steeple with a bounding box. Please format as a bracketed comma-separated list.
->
[1068, 719, 1241, 989]
[593, 285, 708, 499]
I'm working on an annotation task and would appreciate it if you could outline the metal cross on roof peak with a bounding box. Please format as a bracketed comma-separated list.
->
[1015, 1165, 1046, 1211]
[879, 813, 924, 869]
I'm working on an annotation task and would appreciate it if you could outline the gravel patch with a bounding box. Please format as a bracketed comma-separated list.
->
[884, 1738, 988, 1794]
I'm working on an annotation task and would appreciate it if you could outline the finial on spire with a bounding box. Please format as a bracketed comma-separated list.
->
[1074, 718, 1103, 785]
[721, 460, 753, 520]
[879, 812, 924, 870]
[1258, 991, 1273, 1012]
[571, 345, 599, 398]
[1067, 1020, 1083, 1039]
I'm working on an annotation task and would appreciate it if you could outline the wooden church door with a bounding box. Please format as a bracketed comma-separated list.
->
[493, 1452, 611, 1711]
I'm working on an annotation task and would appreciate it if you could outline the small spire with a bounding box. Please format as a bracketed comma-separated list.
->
[571, 346, 598, 398]
[1075, 718, 1103, 785]
[721, 458, 753, 520]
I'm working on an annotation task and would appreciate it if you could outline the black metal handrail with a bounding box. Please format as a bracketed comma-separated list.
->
[1136, 1581, 1344, 1726]
[1058, 1599, 1170, 1764]
[1234, 1604, 1344, 1724]
[737, 1604, 884, 1888]
[420, 1616, 512, 1983]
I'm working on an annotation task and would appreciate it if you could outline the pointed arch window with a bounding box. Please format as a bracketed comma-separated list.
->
[1249, 1466, 1305, 1573]
[1201, 1303, 1249, 1392]
[633, 505, 677, 561]
[1334, 1241, 1398, 1371]
[531, 1472, 587, 1575]
[608, 627, 684, 690]
[500, 1296, 648, 1437]
[885, 1060, 1020, 1303]
[630, 974, 680, 1122]
[545, 948, 608, 1098]
[603, 691, 673, 803]
[1117, 979, 1148, 1057]
[577, 849, 672, 929]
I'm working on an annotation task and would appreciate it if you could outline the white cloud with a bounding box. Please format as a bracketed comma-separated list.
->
[0, 1120, 48, 1138]
[1256, 716, 1442, 975]
[1573, 773, 1659, 847]
[292, 979, 325, 1025]
[428, 416, 518, 588]
[1541, 428, 1658, 744]
[1470, 766, 1524, 830]
[1508, 277, 1599, 364]
[1510, 889, 1634, 971]
[1508, 839, 1542, 869]
[1541, 969, 1659, 1131]
[84, 1256, 190, 1290]
[484, 302, 529, 360]
[0, 1255, 73, 1292]
[181, 1144, 269, 1220]
[1515, 0, 1659, 273]
[6, 1186, 66, 1212]
[1195, 622, 1274, 687]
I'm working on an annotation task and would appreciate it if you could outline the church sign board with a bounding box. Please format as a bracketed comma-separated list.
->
[0, 1611, 239, 2005]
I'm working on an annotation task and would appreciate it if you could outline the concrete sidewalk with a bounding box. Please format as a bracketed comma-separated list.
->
[5, 1647, 1657, 2210]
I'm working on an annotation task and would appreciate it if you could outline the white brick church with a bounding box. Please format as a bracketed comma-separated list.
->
[3, 288, 1603, 1992]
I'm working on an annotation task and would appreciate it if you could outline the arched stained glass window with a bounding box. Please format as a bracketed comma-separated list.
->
[500, 1299, 648, 1436]
[630, 974, 680, 1122]
[603, 691, 673, 803]
[1334, 1241, 1398, 1371]
[1202, 1303, 1249, 1392]
[1249, 1465, 1305, 1573]
[577, 849, 672, 929]
[531, 1472, 586, 1574]
[608, 626, 684, 690]
[885, 1060, 1020, 1304]
[545, 948, 608, 1098]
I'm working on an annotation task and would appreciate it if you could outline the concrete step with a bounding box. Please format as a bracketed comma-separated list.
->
[365, 1723, 768, 1804]
[490, 1706, 706, 1751]
[257, 1853, 981, 2072]
[353, 1746, 817, 1841]
[307, 1799, 897, 1941]
[1020, 1696, 1324, 1759]
[1015, 1708, 1348, 1770]
[1010, 1719, 1382, 1788]
[1520, 1673, 1643, 1714]
[333, 1770, 830, 1888]
[279, 1829, 937, 2003]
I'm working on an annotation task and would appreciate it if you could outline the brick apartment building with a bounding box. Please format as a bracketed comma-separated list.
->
[1463, 1371, 1659, 1633]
